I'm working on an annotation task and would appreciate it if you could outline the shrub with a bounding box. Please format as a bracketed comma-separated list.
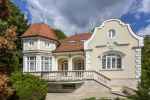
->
[10, 72, 48, 100]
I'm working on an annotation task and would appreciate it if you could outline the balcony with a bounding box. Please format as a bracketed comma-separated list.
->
[24, 70, 111, 89]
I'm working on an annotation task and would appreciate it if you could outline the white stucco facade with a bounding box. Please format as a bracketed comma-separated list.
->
[84, 19, 143, 90]
[22, 19, 144, 97]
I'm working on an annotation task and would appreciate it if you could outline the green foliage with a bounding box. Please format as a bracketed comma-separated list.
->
[128, 36, 150, 100]
[10, 72, 48, 100]
[83, 97, 96, 100]
[0, 20, 8, 35]
[128, 86, 150, 100]
[54, 29, 67, 39]
[0, 0, 28, 35]
[141, 36, 150, 88]
[9, 52, 20, 72]
[0, 0, 28, 72]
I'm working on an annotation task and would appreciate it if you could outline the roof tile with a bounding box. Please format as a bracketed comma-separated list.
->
[54, 33, 91, 52]
[21, 23, 57, 40]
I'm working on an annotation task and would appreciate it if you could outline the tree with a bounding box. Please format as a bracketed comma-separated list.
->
[0, 0, 28, 72]
[141, 36, 150, 88]
[128, 36, 150, 100]
[0, 0, 9, 19]
[0, 0, 28, 35]
[0, 26, 19, 72]
[10, 72, 48, 100]
[54, 29, 67, 39]
[0, 73, 13, 100]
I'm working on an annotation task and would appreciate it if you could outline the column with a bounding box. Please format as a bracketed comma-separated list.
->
[36, 55, 41, 72]
[52, 56, 57, 71]
[85, 51, 91, 70]
[68, 57, 72, 71]
[23, 56, 27, 72]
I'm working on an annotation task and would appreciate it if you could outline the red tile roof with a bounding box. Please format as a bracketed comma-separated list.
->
[21, 23, 58, 40]
[22, 23, 92, 52]
[54, 33, 92, 52]
[63, 33, 91, 41]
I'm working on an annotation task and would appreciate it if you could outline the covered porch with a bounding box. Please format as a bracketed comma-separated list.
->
[56, 55, 85, 72]
[23, 52, 110, 88]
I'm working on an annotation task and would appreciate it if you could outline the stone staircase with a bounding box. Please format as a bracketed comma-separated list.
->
[26, 70, 134, 98]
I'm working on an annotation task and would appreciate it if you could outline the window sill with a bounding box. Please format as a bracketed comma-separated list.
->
[99, 69, 123, 71]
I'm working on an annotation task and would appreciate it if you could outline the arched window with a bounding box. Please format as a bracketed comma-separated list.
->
[102, 53, 122, 70]
[108, 29, 116, 39]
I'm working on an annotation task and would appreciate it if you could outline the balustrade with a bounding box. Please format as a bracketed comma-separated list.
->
[24, 70, 111, 88]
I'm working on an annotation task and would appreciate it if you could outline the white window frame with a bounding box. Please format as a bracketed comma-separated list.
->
[108, 29, 116, 39]
[27, 56, 36, 72]
[28, 40, 34, 47]
[45, 41, 50, 47]
[102, 54, 122, 70]
[41, 56, 52, 71]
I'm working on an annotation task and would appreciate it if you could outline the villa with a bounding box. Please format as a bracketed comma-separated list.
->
[21, 19, 144, 99]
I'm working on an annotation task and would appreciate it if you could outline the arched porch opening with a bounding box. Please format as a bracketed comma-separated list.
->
[72, 57, 85, 71]
[58, 58, 68, 71]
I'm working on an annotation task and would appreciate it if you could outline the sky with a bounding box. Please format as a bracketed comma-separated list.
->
[12, 0, 150, 36]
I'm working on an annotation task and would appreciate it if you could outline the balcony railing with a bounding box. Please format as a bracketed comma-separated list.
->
[24, 70, 111, 88]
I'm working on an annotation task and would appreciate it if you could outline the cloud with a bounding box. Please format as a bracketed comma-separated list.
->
[26, 0, 136, 35]
[138, 0, 150, 13]
[138, 24, 150, 36]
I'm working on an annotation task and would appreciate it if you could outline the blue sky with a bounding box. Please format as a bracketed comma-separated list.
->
[12, 0, 150, 35]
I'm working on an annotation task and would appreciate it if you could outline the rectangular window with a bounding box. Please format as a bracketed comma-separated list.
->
[42, 56, 52, 71]
[45, 41, 50, 47]
[112, 56, 116, 68]
[102, 57, 106, 69]
[106, 56, 111, 69]
[117, 57, 121, 68]
[27, 56, 36, 72]
[29, 40, 34, 46]
[102, 54, 122, 70]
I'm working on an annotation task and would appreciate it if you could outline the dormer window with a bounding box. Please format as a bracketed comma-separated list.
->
[108, 29, 116, 39]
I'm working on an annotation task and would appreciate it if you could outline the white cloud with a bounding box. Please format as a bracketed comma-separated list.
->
[138, 0, 150, 13]
[138, 25, 150, 36]
[26, 0, 135, 35]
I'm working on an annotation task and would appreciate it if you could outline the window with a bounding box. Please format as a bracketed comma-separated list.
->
[27, 56, 36, 72]
[45, 41, 50, 47]
[102, 54, 121, 70]
[29, 40, 34, 46]
[42, 56, 52, 71]
[108, 29, 116, 39]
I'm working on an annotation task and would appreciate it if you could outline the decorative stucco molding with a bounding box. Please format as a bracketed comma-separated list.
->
[102, 50, 126, 57]
[135, 48, 142, 79]
[84, 19, 144, 50]
[95, 45, 107, 48]
[113, 42, 130, 46]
